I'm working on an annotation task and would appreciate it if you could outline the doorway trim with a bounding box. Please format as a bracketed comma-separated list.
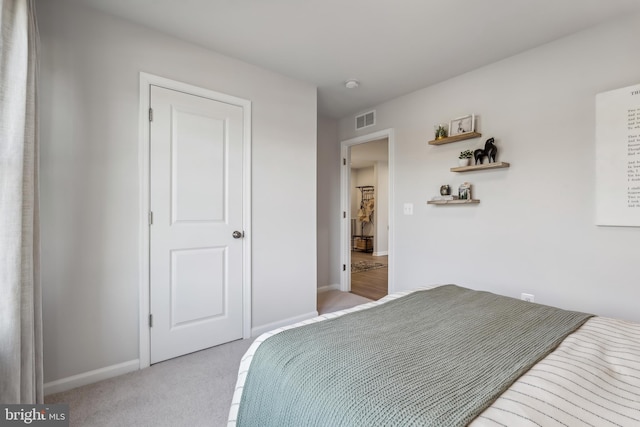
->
[137, 72, 252, 369]
[340, 128, 395, 294]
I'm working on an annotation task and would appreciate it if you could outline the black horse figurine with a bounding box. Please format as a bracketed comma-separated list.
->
[473, 138, 498, 164]
[473, 148, 485, 165]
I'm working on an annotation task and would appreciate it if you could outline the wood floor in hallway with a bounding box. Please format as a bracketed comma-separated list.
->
[350, 251, 388, 300]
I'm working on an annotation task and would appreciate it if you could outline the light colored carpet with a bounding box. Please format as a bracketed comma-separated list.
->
[45, 290, 370, 426]
[317, 289, 372, 314]
[45, 338, 254, 427]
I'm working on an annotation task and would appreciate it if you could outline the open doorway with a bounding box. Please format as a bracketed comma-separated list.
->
[340, 129, 394, 300]
[350, 140, 388, 300]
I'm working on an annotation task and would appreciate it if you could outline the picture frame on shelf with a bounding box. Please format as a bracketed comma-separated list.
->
[458, 182, 472, 200]
[449, 114, 475, 137]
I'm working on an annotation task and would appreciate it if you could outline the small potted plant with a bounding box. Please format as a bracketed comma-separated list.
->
[458, 150, 473, 166]
[434, 124, 448, 140]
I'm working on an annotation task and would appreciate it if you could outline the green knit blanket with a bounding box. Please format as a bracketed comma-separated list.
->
[237, 285, 592, 427]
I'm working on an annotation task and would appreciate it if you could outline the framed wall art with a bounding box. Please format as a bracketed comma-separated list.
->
[595, 83, 640, 227]
[449, 114, 475, 137]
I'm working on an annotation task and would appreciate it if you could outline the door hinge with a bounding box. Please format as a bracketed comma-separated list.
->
[149, 108, 153, 122]
[343, 158, 346, 166]
[148, 211, 153, 226]
[343, 264, 346, 271]
[149, 314, 153, 328]
[343, 211, 346, 218]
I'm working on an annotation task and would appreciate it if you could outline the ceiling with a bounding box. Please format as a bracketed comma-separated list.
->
[351, 139, 388, 170]
[70, 0, 640, 119]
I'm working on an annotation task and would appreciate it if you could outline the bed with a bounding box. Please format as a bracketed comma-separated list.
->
[228, 285, 640, 426]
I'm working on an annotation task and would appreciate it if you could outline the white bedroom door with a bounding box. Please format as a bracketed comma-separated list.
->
[149, 85, 244, 364]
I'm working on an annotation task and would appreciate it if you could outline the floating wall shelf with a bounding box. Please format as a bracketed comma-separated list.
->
[450, 161, 510, 172]
[427, 199, 480, 205]
[428, 132, 482, 145]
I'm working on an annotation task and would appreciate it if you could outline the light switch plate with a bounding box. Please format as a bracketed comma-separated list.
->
[403, 203, 414, 215]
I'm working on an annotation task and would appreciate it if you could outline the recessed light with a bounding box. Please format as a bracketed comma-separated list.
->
[345, 79, 360, 89]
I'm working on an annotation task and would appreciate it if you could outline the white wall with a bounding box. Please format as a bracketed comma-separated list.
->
[37, 0, 317, 385]
[350, 169, 358, 222]
[374, 161, 389, 255]
[317, 116, 340, 289]
[338, 13, 640, 322]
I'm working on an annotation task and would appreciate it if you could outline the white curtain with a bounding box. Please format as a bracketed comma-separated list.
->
[0, 0, 43, 404]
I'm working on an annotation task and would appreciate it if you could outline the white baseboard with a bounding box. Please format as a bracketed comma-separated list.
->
[373, 251, 388, 256]
[317, 284, 340, 293]
[44, 359, 140, 396]
[251, 311, 319, 337]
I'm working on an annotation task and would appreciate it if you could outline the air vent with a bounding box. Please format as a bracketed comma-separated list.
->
[355, 110, 375, 130]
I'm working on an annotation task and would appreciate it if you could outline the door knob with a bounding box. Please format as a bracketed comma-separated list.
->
[232, 231, 243, 239]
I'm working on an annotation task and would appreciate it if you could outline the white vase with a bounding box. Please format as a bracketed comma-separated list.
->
[458, 158, 470, 167]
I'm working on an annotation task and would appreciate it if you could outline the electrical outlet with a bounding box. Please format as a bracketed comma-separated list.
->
[521, 293, 535, 303]
[403, 203, 414, 215]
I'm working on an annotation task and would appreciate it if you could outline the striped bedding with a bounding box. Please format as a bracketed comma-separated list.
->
[228, 287, 640, 426]
[471, 316, 640, 426]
